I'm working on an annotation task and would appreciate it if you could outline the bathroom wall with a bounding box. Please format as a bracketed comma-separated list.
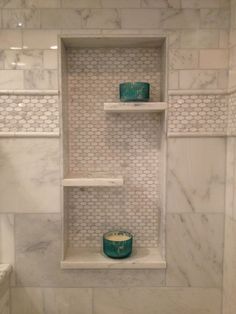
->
[0, 1, 229, 313]
[223, 0, 236, 313]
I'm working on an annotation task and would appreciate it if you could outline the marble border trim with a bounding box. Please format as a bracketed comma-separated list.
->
[168, 90, 227, 96]
[0, 132, 60, 138]
[0, 90, 59, 96]
[168, 133, 227, 138]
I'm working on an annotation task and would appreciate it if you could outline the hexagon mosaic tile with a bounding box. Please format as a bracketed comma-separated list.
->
[228, 92, 236, 136]
[168, 94, 228, 135]
[66, 47, 161, 248]
[0, 95, 59, 133]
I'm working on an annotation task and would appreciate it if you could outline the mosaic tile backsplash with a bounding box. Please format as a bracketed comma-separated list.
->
[66, 47, 161, 248]
[0, 94, 59, 133]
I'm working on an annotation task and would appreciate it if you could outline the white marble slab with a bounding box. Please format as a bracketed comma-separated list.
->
[104, 102, 167, 112]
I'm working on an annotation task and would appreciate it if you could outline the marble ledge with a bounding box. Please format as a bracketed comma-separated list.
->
[0, 132, 60, 138]
[0, 265, 11, 286]
[0, 90, 58, 95]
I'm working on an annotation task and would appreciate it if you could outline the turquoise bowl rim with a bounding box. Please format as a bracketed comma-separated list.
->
[103, 230, 133, 242]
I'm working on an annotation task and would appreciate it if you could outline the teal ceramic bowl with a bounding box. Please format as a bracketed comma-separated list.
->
[119, 82, 150, 102]
[103, 231, 133, 259]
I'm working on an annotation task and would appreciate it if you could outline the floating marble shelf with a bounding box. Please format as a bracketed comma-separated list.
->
[104, 102, 167, 113]
[63, 172, 124, 187]
[61, 247, 166, 269]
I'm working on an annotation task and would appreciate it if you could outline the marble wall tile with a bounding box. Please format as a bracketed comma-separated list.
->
[120, 9, 160, 28]
[225, 137, 236, 219]
[141, 0, 181, 8]
[0, 139, 60, 213]
[4, 50, 43, 69]
[219, 30, 229, 48]
[179, 69, 218, 89]
[229, 46, 236, 67]
[180, 30, 219, 48]
[0, 291, 9, 314]
[22, 30, 59, 49]
[24, 69, 58, 89]
[169, 49, 199, 69]
[81, 9, 121, 28]
[2, 8, 40, 29]
[43, 50, 58, 69]
[200, 49, 229, 69]
[40, 9, 82, 29]
[167, 138, 225, 213]
[0, 214, 14, 266]
[14, 214, 165, 287]
[24, 0, 60, 8]
[0, 70, 23, 89]
[0, 30, 22, 49]
[166, 213, 224, 287]
[200, 9, 230, 29]
[0, 0, 22, 8]
[168, 70, 179, 89]
[160, 9, 199, 29]
[93, 287, 222, 314]
[102, 0, 141, 8]
[11, 287, 93, 314]
[218, 69, 229, 89]
[181, 0, 221, 8]
[61, 0, 101, 8]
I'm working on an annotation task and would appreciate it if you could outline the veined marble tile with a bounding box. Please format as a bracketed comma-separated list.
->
[169, 70, 179, 89]
[43, 50, 58, 69]
[102, 0, 140, 8]
[2, 8, 40, 29]
[81, 9, 121, 28]
[200, 9, 230, 29]
[0, 214, 14, 269]
[160, 9, 200, 29]
[168, 31, 181, 48]
[200, 49, 229, 69]
[0, 70, 23, 89]
[141, 0, 181, 8]
[0, 0, 22, 8]
[218, 70, 229, 89]
[166, 213, 224, 287]
[11, 287, 93, 314]
[23, 0, 60, 8]
[181, 0, 221, 8]
[0, 139, 60, 213]
[22, 30, 59, 49]
[0, 291, 9, 314]
[219, 30, 229, 48]
[169, 49, 199, 70]
[41, 9, 82, 29]
[179, 69, 218, 89]
[223, 216, 236, 314]
[120, 9, 160, 28]
[14, 214, 165, 287]
[4, 50, 43, 70]
[180, 30, 219, 48]
[230, 46, 236, 68]
[61, 0, 101, 8]
[225, 137, 236, 219]
[24, 69, 58, 89]
[167, 138, 225, 213]
[0, 30, 22, 49]
[93, 287, 221, 314]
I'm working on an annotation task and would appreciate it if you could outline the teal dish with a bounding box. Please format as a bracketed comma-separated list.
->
[103, 231, 133, 259]
[119, 82, 150, 102]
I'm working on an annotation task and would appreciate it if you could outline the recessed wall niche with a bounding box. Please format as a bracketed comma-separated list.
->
[60, 36, 167, 269]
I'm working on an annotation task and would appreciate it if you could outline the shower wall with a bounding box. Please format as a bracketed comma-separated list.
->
[0, 1, 230, 313]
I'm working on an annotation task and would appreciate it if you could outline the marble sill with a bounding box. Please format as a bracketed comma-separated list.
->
[0, 264, 11, 286]
[104, 102, 167, 113]
[61, 247, 166, 270]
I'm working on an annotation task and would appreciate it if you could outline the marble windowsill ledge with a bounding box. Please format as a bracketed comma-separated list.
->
[0, 265, 11, 286]
[61, 247, 166, 269]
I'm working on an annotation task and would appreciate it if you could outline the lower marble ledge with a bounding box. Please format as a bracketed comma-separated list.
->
[61, 247, 166, 270]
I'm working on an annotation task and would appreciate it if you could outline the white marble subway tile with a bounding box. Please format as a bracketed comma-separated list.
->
[200, 9, 230, 29]
[93, 287, 222, 314]
[0, 70, 24, 89]
[141, 0, 181, 8]
[24, 69, 58, 89]
[180, 30, 219, 48]
[0, 52, 5, 69]
[218, 69, 229, 89]
[219, 30, 229, 48]
[181, 0, 221, 8]
[2, 8, 40, 29]
[22, 30, 59, 49]
[120, 9, 160, 28]
[81, 9, 121, 28]
[225, 138, 236, 219]
[160, 9, 200, 29]
[14, 214, 165, 287]
[43, 50, 58, 69]
[167, 138, 225, 213]
[0, 0, 22, 8]
[168, 70, 179, 89]
[230, 46, 236, 67]
[199, 49, 229, 69]
[169, 49, 199, 70]
[0, 139, 60, 213]
[229, 67, 236, 89]
[4, 50, 43, 69]
[11, 287, 93, 314]
[101, 0, 141, 8]
[61, 0, 101, 8]
[0, 291, 10, 314]
[0, 30, 22, 49]
[23, 0, 60, 8]
[179, 69, 218, 89]
[168, 31, 181, 48]
[166, 213, 224, 287]
[40, 9, 82, 29]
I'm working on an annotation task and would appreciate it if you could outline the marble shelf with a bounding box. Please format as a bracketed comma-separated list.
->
[104, 102, 167, 113]
[63, 172, 124, 187]
[61, 247, 166, 269]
